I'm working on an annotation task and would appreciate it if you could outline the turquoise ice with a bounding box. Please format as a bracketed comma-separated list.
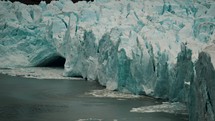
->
[0, 0, 215, 120]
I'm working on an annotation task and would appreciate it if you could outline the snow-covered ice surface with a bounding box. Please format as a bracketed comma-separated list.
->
[131, 102, 187, 115]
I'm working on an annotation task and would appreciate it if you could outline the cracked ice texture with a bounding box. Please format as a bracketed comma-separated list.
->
[0, 0, 215, 106]
[189, 45, 215, 121]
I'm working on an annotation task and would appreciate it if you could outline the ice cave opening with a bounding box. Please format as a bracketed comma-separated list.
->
[35, 55, 66, 68]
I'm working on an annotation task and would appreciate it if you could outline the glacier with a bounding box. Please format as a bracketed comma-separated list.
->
[0, 0, 215, 120]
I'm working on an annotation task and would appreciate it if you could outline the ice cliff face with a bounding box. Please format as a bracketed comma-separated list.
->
[0, 0, 215, 120]
[189, 45, 215, 121]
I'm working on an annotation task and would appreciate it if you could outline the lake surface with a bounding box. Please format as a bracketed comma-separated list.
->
[0, 73, 188, 121]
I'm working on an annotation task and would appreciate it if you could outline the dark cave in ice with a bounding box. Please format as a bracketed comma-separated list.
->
[36, 55, 66, 68]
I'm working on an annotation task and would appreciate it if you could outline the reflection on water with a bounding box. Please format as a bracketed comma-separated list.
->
[0, 74, 188, 121]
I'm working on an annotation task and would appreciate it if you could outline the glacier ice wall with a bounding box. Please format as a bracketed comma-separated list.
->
[0, 0, 215, 119]
[190, 47, 215, 121]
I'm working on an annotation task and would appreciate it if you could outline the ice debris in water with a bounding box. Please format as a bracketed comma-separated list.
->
[0, 67, 78, 79]
[130, 102, 187, 114]
[77, 118, 103, 121]
[87, 89, 141, 99]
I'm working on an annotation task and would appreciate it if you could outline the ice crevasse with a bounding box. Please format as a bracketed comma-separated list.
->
[0, 0, 215, 120]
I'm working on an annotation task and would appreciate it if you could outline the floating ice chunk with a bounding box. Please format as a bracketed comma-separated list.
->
[131, 102, 187, 114]
[77, 118, 102, 121]
[87, 89, 140, 99]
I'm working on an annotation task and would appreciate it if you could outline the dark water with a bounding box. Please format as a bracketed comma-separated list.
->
[0, 74, 188, 121]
